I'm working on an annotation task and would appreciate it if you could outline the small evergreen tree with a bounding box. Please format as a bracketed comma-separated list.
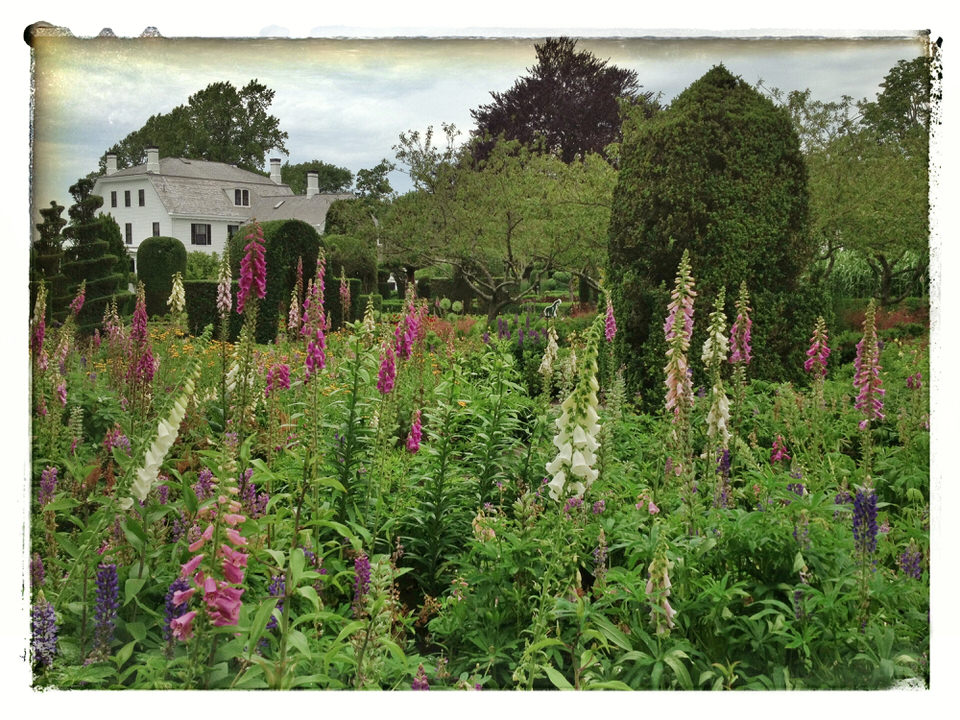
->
[30, 201, 67, 313]
[54, 178, 130, 332]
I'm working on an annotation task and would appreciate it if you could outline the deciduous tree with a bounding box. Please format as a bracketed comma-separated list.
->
[470, 37, 658, 163]
[99, 80, 289, 174]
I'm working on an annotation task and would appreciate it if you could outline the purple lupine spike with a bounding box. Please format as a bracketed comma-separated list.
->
[94, 562, 120, 652]
[853, 488, 879, 557]
[31, 595, 57, 668]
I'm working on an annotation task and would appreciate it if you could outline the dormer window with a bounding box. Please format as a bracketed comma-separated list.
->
[234, 188, 250, 206]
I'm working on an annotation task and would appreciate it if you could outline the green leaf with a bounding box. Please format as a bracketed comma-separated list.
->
[543, 664, 573, 690]
[292, 548, 308, 586]
[262, 548, 286, 569]
[297, 585, 321, 613]
[114, 640, 136, 667]
[246, 598, 278, 654]
[591, 614, 632, 651]
[124, 577, 147, 606]
[126, 621, 146, 643]
[287, 629, 311, 657]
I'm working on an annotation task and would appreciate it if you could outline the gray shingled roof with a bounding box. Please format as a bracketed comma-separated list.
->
[252, 193, 355, 232]
[109, 157, 282, 184]
[100, 156, 352, 227]
[103, 157, 293, 219]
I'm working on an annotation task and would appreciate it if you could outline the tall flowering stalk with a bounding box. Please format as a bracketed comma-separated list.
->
[31, 592, 57, 670]
[376, 344, 396, 395]
[167, 271, 186, 329]
[728, 281, 752, 423]
[168, 470, 250, 687]
[853, 300, 885, 475]
[216, 251, 233, 424]
[127, 330, 208, 504]
[604, 294, 617, 342]
[127, 283, 155, 430]
[853, 485, 879, 627]
[287, 257, 304, 343]
[804, 315, 831, 410]
[538, 324, 559, 397]
[68, 279, 86, 317]
[663, 250, 697, 509]
[545, 313, 603, 501]
[406, 408, 423, 454]
[303, 253, 327, 380]
[646, 539, 676, 635]
[93, 562, 119, 656]
[701, 289, 731, 507]
[339, 265, 352, 324]
[234, 222, 267, 431]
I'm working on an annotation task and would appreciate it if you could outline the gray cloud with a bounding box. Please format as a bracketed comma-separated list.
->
[31, 35, 925, 212]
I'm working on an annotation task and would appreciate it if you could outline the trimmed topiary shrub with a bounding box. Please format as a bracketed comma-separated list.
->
[54, 178, 131, 333]
[228, 219, 322, 344]
[607, 64, 819, 405]
[137, 236, 187, 317]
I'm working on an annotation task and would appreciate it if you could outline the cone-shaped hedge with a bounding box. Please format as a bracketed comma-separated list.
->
[607, 64, 822, 403]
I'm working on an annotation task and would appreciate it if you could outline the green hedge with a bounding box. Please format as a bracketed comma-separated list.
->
[137, 236, 187, 317]
[228, 220, 322, 344]
[184, 280, 243, 341]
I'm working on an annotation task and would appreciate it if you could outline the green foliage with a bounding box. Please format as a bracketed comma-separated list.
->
[323, 235, 378, 293]
[100, 80, 288, 174]
[183, 280, 242, 341]
[281, 159, 353, 194]
[54, 179, 131, 330]
[608, 64, 817, 401]
[469, 36, 658, 163]
[137, 237, 187, 317]
[386, 129, 616, 322]
[228, 219, 322, 343]
[185, 251, 221, 281]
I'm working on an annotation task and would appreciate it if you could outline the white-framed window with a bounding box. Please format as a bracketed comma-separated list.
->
[139, 189, 145, 207]
[234, 188, 250, 206]
[152, 222, 160, 237]
[227, 224, 239, 240]
[124, 190, 131, 207]
[191, 223, 212, 246]
[111, 191, 117, 208]
[125, 223, 133, 245]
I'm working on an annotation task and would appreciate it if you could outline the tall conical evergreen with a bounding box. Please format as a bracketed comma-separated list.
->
[607, 64, 817, 404]
[30, 200, 68, 315]
[54, 179, 130, 333]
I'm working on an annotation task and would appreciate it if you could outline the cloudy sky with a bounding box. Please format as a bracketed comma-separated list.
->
[30, 31, 926, 215]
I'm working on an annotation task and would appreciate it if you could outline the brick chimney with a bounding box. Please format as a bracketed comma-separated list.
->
[270, 158, 282, 184]
[306, 170, 319, 197]
[105, 153, 117, 175]
[145, 146, 160, 174]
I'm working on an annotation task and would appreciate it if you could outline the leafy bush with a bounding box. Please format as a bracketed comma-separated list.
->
[137, 237, 187, 317]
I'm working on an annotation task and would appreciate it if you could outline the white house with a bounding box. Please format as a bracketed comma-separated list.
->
[92, 147, 353, 272]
